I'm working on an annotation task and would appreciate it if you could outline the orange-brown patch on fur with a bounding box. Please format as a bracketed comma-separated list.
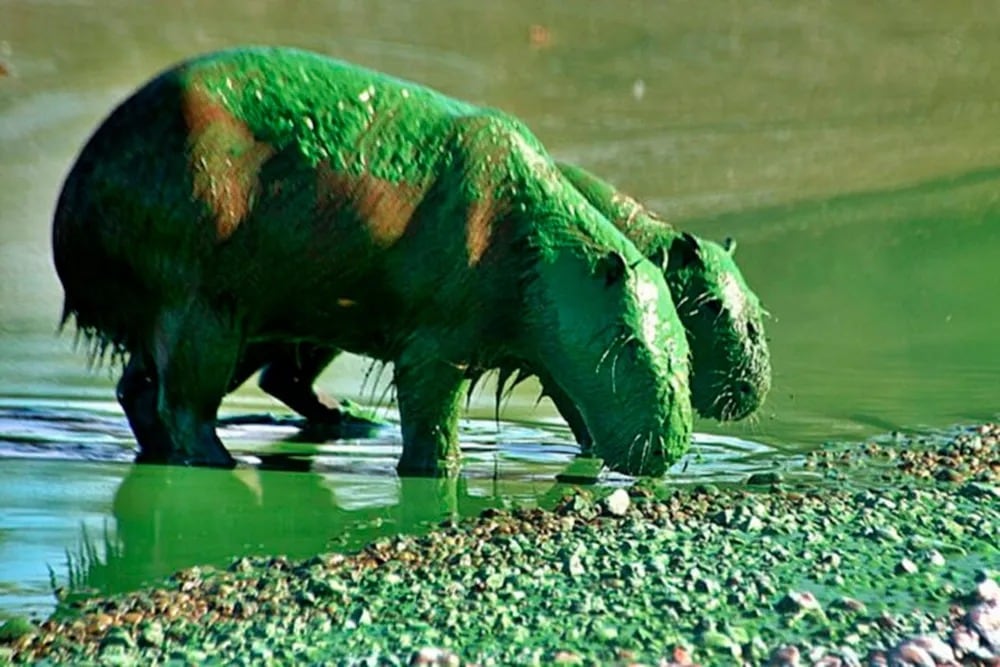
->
[315, 161, 423, 247]
[181, 86, 274, 241]
[465, 191, 510, 267]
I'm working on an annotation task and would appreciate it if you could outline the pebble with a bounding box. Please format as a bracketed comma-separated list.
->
[603, 488, 631, 517]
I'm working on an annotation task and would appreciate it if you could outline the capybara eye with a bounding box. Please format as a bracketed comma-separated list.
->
[705, 299, 724, 316]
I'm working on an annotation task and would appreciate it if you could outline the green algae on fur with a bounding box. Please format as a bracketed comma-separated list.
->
[53, 46, 692, 475]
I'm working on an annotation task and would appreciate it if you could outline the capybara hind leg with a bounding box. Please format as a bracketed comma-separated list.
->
[117, 354, 174, 462]
[151, 301, 242, 468]
[257, 343, 343, 422]
[228, 343, 275, 394]
[394, 341, 467, 476]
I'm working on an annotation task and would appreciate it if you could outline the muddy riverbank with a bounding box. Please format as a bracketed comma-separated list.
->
[1, 424, 997, 666]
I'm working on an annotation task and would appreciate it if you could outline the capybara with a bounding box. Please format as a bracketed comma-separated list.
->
[53, 47, 693, 475]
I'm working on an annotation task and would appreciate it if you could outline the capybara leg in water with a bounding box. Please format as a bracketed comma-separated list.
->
[115, 300, 241, 466]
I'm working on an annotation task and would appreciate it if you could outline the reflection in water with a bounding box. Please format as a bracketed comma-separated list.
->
[71, 434, 779, 600]
[95, 465, 502, 596]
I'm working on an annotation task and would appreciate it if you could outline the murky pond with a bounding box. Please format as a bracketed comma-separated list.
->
[2, 0, 999, 620]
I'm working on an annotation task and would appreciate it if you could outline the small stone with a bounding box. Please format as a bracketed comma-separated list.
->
[767, 644, 800, 666]
[700, 629, 738, 654]
[345, 606, 372, 628]
[552, 650, 583, 664]
[694, 577, 720, 595]
[908, 636, 956, 663]
[966, 599, 999, 650]
[746, 471, 784, 486]
[835, 646, 863, 667]
[564, 553, 585, 577]
[820, 552, 842, 569]
[925, 550, 946, 567]
[670, 645, 695, 665]
[409, 647, 460, 666]
[99, 626, 136, 651]
[776, 591, 822, 615]
[871, 526, 903, 543]
[137, 620, 164, 648]
[975, 578, 999, 602]
[896, 558, 919, 575]
[591, 620, 618, 641]
[950, 626, 980, 654]
[603, 488, 631, 517]
[935, 467, 964, 483]
[833, 597, 867, 614]
[888, 640, 936, 667]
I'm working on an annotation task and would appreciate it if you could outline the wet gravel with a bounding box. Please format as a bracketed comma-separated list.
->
[1, 424, 997, 666]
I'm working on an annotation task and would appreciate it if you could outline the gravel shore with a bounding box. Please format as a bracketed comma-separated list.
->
[1, 425, 997, 666]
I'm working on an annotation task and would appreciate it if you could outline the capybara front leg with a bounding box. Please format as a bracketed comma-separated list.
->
[118, 354, 174, 462]
[394, 342, 468, 476]
[150, 300, 242, 468]
[535, 372, 594, 455]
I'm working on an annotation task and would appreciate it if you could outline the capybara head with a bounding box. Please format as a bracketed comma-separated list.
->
[521, 224, 693, 477]
[552, 161, 770, 423]
[660, 233, 771, 421]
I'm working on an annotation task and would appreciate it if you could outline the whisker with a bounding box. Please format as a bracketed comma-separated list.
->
[692, 290, 715, 307]
[596, 330, 630, 375]
[609, 334, 636, 394]
[624, 432, 644, 472]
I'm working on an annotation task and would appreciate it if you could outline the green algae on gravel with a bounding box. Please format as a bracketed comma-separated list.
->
[3, 427, 998, 665]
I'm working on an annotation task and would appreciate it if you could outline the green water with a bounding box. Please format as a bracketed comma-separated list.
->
[2, 0, 999, 619]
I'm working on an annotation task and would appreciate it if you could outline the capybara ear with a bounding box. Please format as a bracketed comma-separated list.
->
[723, 237, 738, 255]
[668, 232, 703, 270]
[648, 245, 669, 273]
[597, 250, 627, 286]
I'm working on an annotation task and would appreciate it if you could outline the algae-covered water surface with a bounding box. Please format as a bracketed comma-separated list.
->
[1, 0, 999, 658]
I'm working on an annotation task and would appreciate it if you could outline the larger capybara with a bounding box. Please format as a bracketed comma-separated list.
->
[53, 47, 692, 476]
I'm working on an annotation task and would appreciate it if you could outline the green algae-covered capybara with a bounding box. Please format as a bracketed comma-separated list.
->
[235, 163, 772, 437]
[556, 163, 771, 422]
[53, 46, 692, 476]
